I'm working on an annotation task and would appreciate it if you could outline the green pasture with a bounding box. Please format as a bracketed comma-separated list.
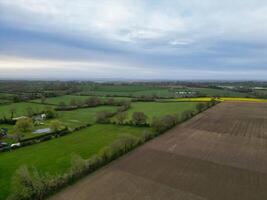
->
[56, 106, 117, 128]
[0, 102, 54, 119]
[0, 124, 152, 200]
[31, 95, 131, 105]
[114, 102, 198, 123]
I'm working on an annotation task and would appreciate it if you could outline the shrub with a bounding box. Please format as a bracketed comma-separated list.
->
[15, 117, 33, 133]
[151, 115, 177, 133]
[115, 112, 127, 124]
[8, 166, 46, 200]
[196, 103, 206, 113]
[44, 107, 58, 119]
[96, 111, 112, 123]
[50, 120, 62, 132]
[58, 101, 67, 109]
[85, 97, 101, 107]
[131, 112, 148, 126]
[181, 110, 195, 121]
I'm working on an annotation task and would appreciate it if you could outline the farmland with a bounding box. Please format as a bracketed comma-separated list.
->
[79, 85, 173, 97]
[0, 98, 201, 199]
[115, 102, 198, 123]
[0, 102, 54, 118]
[189, 87, 249, 97]
[1, 81, 267, 200]
[50, 102, 267, 200]
[57, 106, 117, 128]
[169, 97, 267, 103]
[0, 124, 153, 200]
[31, 95, 131, 105]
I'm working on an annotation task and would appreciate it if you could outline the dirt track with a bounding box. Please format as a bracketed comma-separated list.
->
[50, 102, 267, 200]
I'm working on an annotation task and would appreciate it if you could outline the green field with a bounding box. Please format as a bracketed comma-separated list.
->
[0, 124, 152, 200]
[189, 87, 249, 97]
[80, 85, 173, 97]
[57, 106, 117, 128]
[81, 85, 251, 98]
[31, 95, 132, 105]
[0, 105, 118, 143]
[0, 102, 55, 119]
[114, 102, 198, 123]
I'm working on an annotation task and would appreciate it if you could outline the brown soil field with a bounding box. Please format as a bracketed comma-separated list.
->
[50, 102, 267, 200]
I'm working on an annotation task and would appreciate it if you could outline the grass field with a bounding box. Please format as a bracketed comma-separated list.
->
[31, 95, 132, 105]
[189, 87, 250, 97]
[82, 85, 252, 98]
[0, 124, 152, 200]
[81, 85, 173, 97]
[57, 106, 117, 128]
[0, 102, 55, 119]
[168, 97, 213, 102]
[114, 102, 198, 123]
[0, 105, 118, 143]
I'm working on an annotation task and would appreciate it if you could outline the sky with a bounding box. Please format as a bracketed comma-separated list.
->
[0, 0, 267, 80]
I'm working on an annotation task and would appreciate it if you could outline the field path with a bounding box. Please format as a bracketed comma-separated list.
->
[50, 102, 267, 200]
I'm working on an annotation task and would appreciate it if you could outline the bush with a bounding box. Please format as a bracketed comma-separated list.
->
[8, 166, 46, 200]
[96, 111, 113, 123]
[44, 107, 58, 119]
[131, 112, 148, 126]
[50, 120, 62, 132]
[15, 117, 33, 133]
[115, 112, 127, 124]
[181, 110, 194, 121]
[196, 103, 207, 113]
[85, 97, 101, 107]
[151, 115, 177, 133]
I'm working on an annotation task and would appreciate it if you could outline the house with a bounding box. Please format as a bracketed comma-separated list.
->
[41, 114, 46, 120]
[33, 114, 46, 121]
[33, 114, 46, 125]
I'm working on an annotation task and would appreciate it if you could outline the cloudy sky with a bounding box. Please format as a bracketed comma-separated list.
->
[0, 0, 267, 80]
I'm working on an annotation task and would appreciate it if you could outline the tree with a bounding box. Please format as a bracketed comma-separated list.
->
[26, 106, 34, 117]
[58, 101, 66, 109]
[131, 112, 147, 126]
[41, 95, 46, 104]
[10, 165, 46, 200]
[181, 110, 194, 121]
[13, 95, 21, 103]
[70, 154, 86, 174]
[117, 101, 131, 112]
[96, 111, 112, 123]
[106, 98, 115, 105]
[9, 107, 17, 119]
[44, 107, 58, 119]
[116, 112, 128, 124]
[151, 115, 177, 133]
[50, 120, 62, 132]
[85, 97, 101, 107]
[70, 98, 78, 107]
[15, 117, 33, 141]
[196, 103, 206, 113]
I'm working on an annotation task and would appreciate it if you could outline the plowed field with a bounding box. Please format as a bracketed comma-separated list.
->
[50, 102, 267, 200]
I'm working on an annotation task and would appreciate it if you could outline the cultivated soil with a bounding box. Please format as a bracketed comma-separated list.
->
[50, 102, 267, 200]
